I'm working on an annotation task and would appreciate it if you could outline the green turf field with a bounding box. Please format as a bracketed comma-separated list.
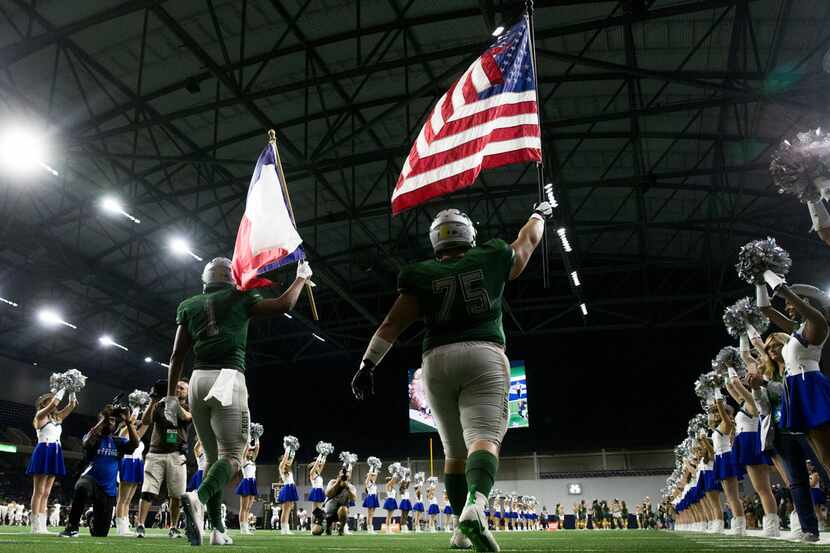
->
[1, 527, 830, 552]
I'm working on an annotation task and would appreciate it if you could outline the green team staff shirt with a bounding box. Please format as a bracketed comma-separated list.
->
[176, 286, 263, 371]
[398, 238, 515, 352]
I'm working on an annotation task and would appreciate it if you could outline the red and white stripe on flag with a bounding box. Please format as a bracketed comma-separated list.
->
[391, 19, 541, 214]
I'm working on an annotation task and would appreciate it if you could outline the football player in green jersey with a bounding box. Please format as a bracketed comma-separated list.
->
[165, 256, 312, 546]
[352, 202, 552, 551]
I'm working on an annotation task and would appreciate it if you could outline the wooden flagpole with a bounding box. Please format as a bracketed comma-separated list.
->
[267, 129, 319, 321]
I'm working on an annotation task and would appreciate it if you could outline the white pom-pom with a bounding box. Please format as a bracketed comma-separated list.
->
[735, 237, 791, 285]
[712, 346, 746, 377]
[367, 456, 382, 471]
[128, 390, 151, 410]
[769, 128, 830, 203]
[283, 435, 299, 454]
[315, 441, 334, 457]
[722, 297, 770, 338]
[250, 423, 264, 440]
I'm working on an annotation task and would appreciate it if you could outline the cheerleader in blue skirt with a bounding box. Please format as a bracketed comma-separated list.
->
[188, 438, 206, 492]
[710, 398, 747, 535]
[398, 469, 412, 532]
[383, 463, 402, 534]
[236, 440, 259, 535]
[412, 472, 425, 532]
[697, 434, 723, 533]
[363, 457, 381, 533]
[760, 283, 830, 475]
[26, 388, 76, 535]
[277, 437, 299, 535]
[443, 489, 454, 532]
[115, 435, 145, 535]
[808, 461, 827, 525]
[426, 477, 439, 532]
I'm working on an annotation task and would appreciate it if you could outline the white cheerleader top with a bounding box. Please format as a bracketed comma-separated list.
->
[712, 430, 731, 455]
[387, 489, 397, 499]
[784, 324, 826, 377]
[196, 450, 207, 471]
[367, 483, 377, 495]
[430, 495, 438, 505]
[401, 490, 410, 500]
[312, 475, 324, 489]
[242, 461, 256, 479]
[699, 457, 714, 471]
[735, 409, 758, 435]
[124, 441, 145, 460]
[282, 470, 294, 485]
[36, 420, 61, 444]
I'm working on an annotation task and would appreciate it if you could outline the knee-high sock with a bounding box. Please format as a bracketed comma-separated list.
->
[445, 473, 468, 515]
[207, 494, 225, 533]
[466, 450, 498, 500]
[197, 458, 232, 531]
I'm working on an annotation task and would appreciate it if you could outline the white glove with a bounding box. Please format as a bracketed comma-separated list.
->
[755, 284, 770, 308]
[807, 200, 830, 231]
[53, 389, 65, 402]
[746, 324, 761, 343]
[530, 201, 553, 222]
[163, 396, 180, 426]
[296, 260, 313, 280]
[727, 367, 739, 379]
[69, 391, 77, 404]
[740, 334, 750, 353]
[762, 270, 785, 292]
[713, 389, 723, 400]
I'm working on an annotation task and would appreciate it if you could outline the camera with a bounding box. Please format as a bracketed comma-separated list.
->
[150, 378, 168, 400]
[109, 393, 130, 419]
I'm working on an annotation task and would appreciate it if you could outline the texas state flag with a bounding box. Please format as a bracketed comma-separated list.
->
[232, 144, 304, 290]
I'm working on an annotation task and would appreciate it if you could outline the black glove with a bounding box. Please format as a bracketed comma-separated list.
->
[351, 360, 375, 400]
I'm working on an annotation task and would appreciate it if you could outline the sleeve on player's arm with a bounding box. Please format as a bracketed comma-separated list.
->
[245, 289, 265, 314]
[397, 266, 416, 295]
[175, 301, 187, 325]
[485, 239, 515, 278]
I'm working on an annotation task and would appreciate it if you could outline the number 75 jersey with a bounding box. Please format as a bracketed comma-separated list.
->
[398, 239, 515, 353]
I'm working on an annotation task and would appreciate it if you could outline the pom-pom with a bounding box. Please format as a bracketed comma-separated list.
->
[339, 451, 357, 468]
[128, 390, 151, 410]
[722, 297, 769, 338]
[250, 423, 264, 441]
[367, 456, 382, 472]
[687, 414, 709, 439]
[388, 462, 402, 476]
[769, 129, 830, 203]
[694, 371, 724, 401]
[427, 476, 438, 487]
[735, 237, 791, 285]
[414, 472, 425, 486]
[283, 435, 300, 454]
[712, 346, 746, 377]
[399, 466, 411, 480]
[315, 441, 334, 457]
[62, 369, 87, 393]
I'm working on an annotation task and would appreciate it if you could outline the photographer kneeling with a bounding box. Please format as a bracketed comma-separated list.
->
[320, 465, 357, 536]
[60, 404, 138, 537]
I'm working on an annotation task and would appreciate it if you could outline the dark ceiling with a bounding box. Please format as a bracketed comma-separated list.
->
[1, 0, 830, 395]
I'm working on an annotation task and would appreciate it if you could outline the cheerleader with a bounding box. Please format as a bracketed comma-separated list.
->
[442, 489, 453, 532]
[619, 501, 628, 530]
[363, 457, 381, 534]
[26, 388, 76, 535]
[277, 437, 299, 535]
[412, 473, 425, 532]
[710, 397, 747, 535]
[577, 500, 587, 530]
[236, 440, 259, 535]
[188, 439, 206, 492]
[808, 461, 826, 529]
[398, 468, 412, 533]
[307, 461, 326, 512]
[383, 463, 401, 534]
[426, 477, 439, 532]
[696, 433, 724, 533]
[115, 412, 150, 536]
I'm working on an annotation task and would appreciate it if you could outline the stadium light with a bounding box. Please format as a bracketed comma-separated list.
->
[312, 333, 326, 343]
[170, 237, 203, 261]
[580, 303, 588, 316]
[492, 26, 504, 36]
[144, 356, 153, 363]
[570, 270, 581, 287]
[99, 335, 128, 351]
[37, 308, 77, 329]
[100, 196, 140, 224]
[0, 296, 18, 308]
[284, 313, 293, 319]
[0, 125, 58, 176]
[157, 361, 170, 369]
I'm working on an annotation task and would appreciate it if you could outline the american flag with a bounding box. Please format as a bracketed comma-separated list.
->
[391, 17, 542, 214]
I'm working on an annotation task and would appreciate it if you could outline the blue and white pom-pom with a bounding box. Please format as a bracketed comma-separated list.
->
[367, 456, 382, 473]
[735, 237, 791, 286]
[712, 346, 746, 378]
[723, 297, 769, 338]
[283, 435, 300, 456]
[339, 451, 357, 471]
[769, 128, 830, 203]
[250, 423, 264, 441]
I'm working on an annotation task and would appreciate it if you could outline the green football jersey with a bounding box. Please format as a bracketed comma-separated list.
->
[176, 286, 264, 372]
[398, 238, 515, 352]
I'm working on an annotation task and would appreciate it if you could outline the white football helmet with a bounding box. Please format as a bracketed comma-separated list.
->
[429, 209, 476, 255]
[202, 257, 235, 289]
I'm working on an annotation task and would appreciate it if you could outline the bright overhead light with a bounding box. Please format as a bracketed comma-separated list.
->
[580, 303, 588, 316]
[144, 356, 153, 363]
[284, 313, 293, 319]
[0, 296, 18, 308]
[0, 125, 58, 176]
[37, 308, 77, 329]
[99, 335, 128, 351]
[157, 361, 170, 369]
[170, 237, 203, 261]
[100, 195, 140, 224]
[312, 333, 326, 343]
[492, 26, 504, 36]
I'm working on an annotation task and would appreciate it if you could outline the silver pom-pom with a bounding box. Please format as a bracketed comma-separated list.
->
[399, 466, 411, 481]
[712, 346, 746, 377]
[388, 462, 402, 476]
[250, 423, 264, 441]
[694, 371, 724, 401]
[769, 129, 830, 203]
[283, 435, 300, 454]
[427, 476, 438, 487]
[128, 390, 151, 410]
[735, 237, 791, 285]
[315, 441, 334, 457]
[367, 456, 382, 472]
[414, 471, 425, 486]
[722, 297, 770, 338]
[49, 372, 67, 392]
[339, 451, 357, 468]
[687, 414, 709, 439]
[49, 369, 87, 393]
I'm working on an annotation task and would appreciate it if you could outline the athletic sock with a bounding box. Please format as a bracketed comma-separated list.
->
[197, 458, 232, 505]
[445, 473, 468, 515]
[465, 450, 498, 502]
[207, 494, 225, 533]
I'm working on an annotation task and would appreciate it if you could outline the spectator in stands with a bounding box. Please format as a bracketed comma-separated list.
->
[59, 404, 138, 537]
